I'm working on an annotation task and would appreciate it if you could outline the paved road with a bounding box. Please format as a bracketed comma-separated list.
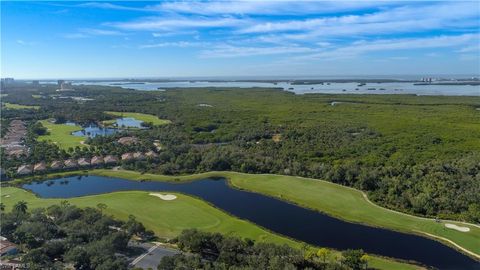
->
[129, 242, 180, 269]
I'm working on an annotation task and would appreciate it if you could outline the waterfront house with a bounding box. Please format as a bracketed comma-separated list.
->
[50, 160, 63, 170]
[78, 158, 91, 167]
[34, 162, 47, 172]
[104, 155, 118, 164]
[64, 159, 78, 169]
[16, 165, 32, 175]
[91, 156, 104, 166]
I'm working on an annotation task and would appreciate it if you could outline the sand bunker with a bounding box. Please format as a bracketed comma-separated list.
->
[445, 223, 470, 232]
[149, 193, 177, 201]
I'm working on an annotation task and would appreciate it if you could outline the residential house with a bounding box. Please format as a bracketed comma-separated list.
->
[0, 238, 18, 256]
[104, 155, 119, 164]
[78, 158, 91, 167]
[133, 152, 145, 160]
[33, 162, 47, 172]
[121, 152, 134, 161]
[91, 156, 104, 166]
[50, 160, 63, 170]
[117, 136, 139, 145]
[64, 159, 78, 169]
[145, 151, 158, 158]
[0, 259, 24, 270]
[16, 165, 32, 175]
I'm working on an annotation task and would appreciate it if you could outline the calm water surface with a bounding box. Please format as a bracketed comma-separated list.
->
[23, 176, 480, 270]
[71, 125, 117, 138]
[73, 81, 480, 96]
[115, 117, 144, 128]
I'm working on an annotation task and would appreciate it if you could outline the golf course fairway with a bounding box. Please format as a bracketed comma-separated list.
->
[89, 169, 480, 259]
[1, 186, 420, 270]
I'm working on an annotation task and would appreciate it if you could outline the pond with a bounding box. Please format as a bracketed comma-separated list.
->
[71, 117, 145, 138]
[71, 124, 118, 138]
[114, 117, 144, 128]
[23, 176, 480, 270]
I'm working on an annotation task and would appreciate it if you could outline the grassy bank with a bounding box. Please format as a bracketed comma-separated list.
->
[1, 186, 420, 270]
[37, 120, 85, 150]
[104, 111, 171, 126]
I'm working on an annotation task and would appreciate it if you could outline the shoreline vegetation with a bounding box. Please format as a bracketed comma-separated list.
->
[8, 169, 480, 261]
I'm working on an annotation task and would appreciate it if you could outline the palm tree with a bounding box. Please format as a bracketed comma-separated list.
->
[13, 201, 28, 220]
[14, 201, 28, 214]
[96, 203, 107, 213]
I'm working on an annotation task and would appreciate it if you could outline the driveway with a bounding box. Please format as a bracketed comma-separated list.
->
[129, 242, 180, 269]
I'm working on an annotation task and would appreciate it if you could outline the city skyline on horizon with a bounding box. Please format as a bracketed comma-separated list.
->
[2, 1, 480, 79]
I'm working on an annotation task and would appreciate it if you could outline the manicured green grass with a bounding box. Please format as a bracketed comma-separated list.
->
[105, 111, 171, 126]
[37, 120, 85, 150]
[0, 187, 294, 245]
[88, 170, 480, 258]
[2, 186, 421, 270]
[3, 102, 39, 110]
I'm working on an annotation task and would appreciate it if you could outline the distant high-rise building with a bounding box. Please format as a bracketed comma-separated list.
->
[32, 80, 40, 86]
[56, 80, 74, 91]
[1, 78, 14, 89]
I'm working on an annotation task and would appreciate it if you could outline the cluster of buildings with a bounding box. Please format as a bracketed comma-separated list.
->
[0, 78, 15, 89]
[56, 80, 74, 91]
[16, 151, 159, 175]
[420, 77, 435, 83]
[0, 120, 28, 158]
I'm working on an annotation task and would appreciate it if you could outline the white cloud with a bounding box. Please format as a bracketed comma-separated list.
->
[140, 41, 209, 49]
[456, 45, 480, 53]
[200, 45, 316, 58]
[238, 2, 479, 38]
[108, 16, 247, 31]
[152, 30, 198, 37]
[155, 1, 401, 16]
[63, 33, 89, 39]
[459, 54, 479, 61]
[16, 39, 36, 45]
[80, 28, 124, 36]
[293, 34, 479, 60]
[77, 2, 151, 12]
[64, 28, 125, 39]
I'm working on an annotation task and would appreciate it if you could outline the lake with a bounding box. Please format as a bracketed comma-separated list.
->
[22, 175, 480, 270]
[72, 81, 480, 96]
[71, 117, 145, 138]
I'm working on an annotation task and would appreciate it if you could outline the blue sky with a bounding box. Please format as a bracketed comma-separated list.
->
[2, 1, 479, 79]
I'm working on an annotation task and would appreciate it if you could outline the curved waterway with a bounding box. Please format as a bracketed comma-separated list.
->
[23, 176, 480, 270]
